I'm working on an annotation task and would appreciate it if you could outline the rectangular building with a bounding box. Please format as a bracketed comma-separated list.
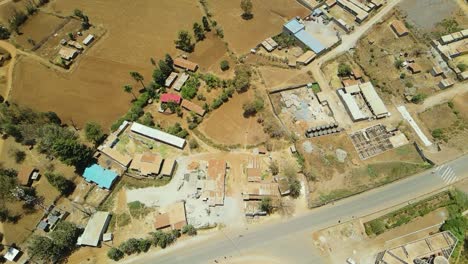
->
[283, 18, 326, 55]
[83, 164, 118, 189]
[130, 153, 163, 177]
[174, 58, 198, 72]
[77, 211, 111, 247]
[131, 122, 186, 149]
[153, 202, 187, 230]
[297, 50, 316, 65]
[359, 82, 389, 118]
[165, 72, 178, 87]
[390, 20, 409, 37]
[181, 100, 206, 116]
[161, 158, 177, 177]
[337, 88, 368, 121]
[172, 73, 190, 91]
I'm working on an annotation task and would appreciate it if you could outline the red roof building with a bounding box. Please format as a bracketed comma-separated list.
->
[160, 93, 182, 104]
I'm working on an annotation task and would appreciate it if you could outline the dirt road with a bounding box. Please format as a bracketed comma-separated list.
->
[412, 83, 468, 113]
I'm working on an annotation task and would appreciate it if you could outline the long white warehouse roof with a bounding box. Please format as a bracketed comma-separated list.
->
[77, 211, 110, 247]
[338, 89, 368, 121]
[131, 122, 186, 149]
[359, 82, 389, 117]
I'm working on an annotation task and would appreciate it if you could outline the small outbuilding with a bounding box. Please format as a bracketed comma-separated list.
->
[17, 166, 37, 186]
[82, 34, 95, 45]
[390, 20, 409, 37]
[439, 78, 455, 89]
[59, 47, 78, 60]
[174, 58, 198, 72]
[408, 63, 422, 74]
[3, 247, 20, 262]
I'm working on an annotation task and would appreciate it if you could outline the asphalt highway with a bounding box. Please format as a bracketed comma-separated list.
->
[123, 155, 468, 264]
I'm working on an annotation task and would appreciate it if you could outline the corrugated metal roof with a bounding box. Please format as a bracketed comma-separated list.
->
[284, 19, 305, 34]
[78, 211, 110, 247]
[359, 82, 389, 117]
[83, 164, 118, 189]
[131, 122, 186, 149]
[338, 89, 368, 121]
[294, 30, 326, 54]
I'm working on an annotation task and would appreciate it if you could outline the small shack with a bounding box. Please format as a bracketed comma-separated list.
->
[161, 158, 177, 177]
[82, 34, 95, 45]
[408, 63, 422, 74]
[390, 20, 409, 37]
[17, 166, 37, 186]
[181, 100, 206, 116]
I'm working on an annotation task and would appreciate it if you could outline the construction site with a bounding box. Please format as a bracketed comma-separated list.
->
[349, 124, 409, 160]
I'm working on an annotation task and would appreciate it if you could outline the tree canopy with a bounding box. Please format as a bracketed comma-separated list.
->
[337, 63, 352, 76]
[174, 30, 194, 52]
[84, 121, 104, 145]
[240, 0, 253, 19]
[45, 172, 75, 196]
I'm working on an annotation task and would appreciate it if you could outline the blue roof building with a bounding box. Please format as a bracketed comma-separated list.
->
[284, 18, 305, 34]
[294, 30, 326, 54]
[283, 18, 327, 55]
[83, 164, 118, 189]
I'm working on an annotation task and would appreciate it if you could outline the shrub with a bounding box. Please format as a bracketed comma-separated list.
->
[0, 25, 10, 39]
[181, 224, 197, 236]
[337, 63, 352, 76]
[119, 238, 141, 255]
[45, 172, 75, 196]
[369, 220, 386, 235]
[289, 179, 301, 198]
[457, 63, 467, 72]
[107, 247, 124, 261]
[14, 150, 26, 163]
[220, 60, 230, 71]
[259, 197, 273, 214]
[411, 93, 426, 104]
[189, 139, 199, 149]
[431, 128, 444, 140]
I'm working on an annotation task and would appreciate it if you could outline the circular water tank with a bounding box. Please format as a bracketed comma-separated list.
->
[332, 128, 337, 133]
[307, 128, 313, 133]
[434, 256, 449, 264]
[333, 123, 338, 128]
[327, 129, 333, 134]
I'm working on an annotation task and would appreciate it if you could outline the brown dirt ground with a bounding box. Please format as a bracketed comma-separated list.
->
[10, 56, 140, 129]
[419, 103, 457, 131]
[12, 11, 65, 50]
[198, 89, 268, 146]
[258, 66, 313, 90]
[0, 0, 29, 25]
[206, 0, 309, 54]
[9, 0, 211, 129]
[353, 13, 443, 101]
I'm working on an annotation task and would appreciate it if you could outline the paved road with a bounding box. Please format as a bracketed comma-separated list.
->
[123, 154, 468, 264]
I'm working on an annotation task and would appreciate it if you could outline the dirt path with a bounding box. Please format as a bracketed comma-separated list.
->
[0, 40, 66, 100]
[412, 83, 468, 113]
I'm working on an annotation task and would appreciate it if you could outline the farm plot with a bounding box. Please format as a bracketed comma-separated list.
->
[206, 0, 310, 54]
[11, 56, 141, 129]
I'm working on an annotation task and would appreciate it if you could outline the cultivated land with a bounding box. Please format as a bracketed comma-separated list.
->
[206, 0, 310, 54]
[1, 0, 467, 263]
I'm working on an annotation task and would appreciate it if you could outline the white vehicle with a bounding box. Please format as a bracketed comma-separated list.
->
[346, 258, 357, 264]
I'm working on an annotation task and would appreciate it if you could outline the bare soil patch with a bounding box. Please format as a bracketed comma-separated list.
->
[206, 0, 309, 54]
[199, 89, 268, 146]
[11, 56, 139, 129]
[12, 11, 65, 50]
[258, 66, 313, 89]
[419, 103, 457, 131]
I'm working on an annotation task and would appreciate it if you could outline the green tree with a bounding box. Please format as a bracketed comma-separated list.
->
[0, 25, 11, 39]
[123, 84, 137, 100]
[73, 9, 84, 19]
[165, 54, 174, 70]
[233, 65, 251, 92]
[130, 71, 145, 89]
[28, 236, 61, 263]
[457, 63, 467, 72]
[84, 121, 104, 145]
[337, 63, 352, 76]
[394, 58, 404, 69]
[240, 0, 253, 19]
[269, 161, 279, 175]
[119, 238, 141, 255]
[289, 179, 301, 198]
[181, 78, 200, 99]
[45, 172, 75, 196]
[259, 197, 273, 214]
[14, 150, 26, 163]
[0, 168, 18, 203]
[138, 239, 151, 253]
[220, 60, 230, 71]
[107, 247, 124, 261]
[174, 30, 194, 52]
[50, 221, 82, 250]
[181, 224, 197, 236]
[411, 93, 426, 104]
[153, 68, 166, 86]
[193, 22, 205, 41]
[202, 16, 211, 32]
[158, 60, 172, 78]
[139, 112, 155, 127]
[431, 128, 444, 140]
[68, 32, 75, 41]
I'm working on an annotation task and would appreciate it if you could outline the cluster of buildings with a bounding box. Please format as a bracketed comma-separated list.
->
[58, 34, 94, 67]
[283, 18, 327, 59]
[159, 93, 206, 117]
[154, 201, 187, 230]
[325, 0, 383, 24]
[338, 82, 389, 122]
[432, 28, 468, 80]
[165, 57, 198, 91]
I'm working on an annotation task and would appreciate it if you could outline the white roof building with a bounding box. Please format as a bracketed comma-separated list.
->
[77, 211, 110, 247]
[359, 82, 389, 118]
[173, 73, 189, 91]
[165, 72, 178, 87]
[338, 89, 368, 121]
[130, 122, 186, 149]
[3, 247, 20, 261]
[82, 34, 95, 45]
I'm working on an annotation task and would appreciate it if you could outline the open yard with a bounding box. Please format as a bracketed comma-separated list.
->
[297, 132, 428, 207]
[205, 0, 310, 54]
[353, 13, 443, 100]
[198, 89, 268, 146]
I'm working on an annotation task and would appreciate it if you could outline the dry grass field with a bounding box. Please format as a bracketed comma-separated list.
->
[11, 56, 139, 129]
[199, 89, 268, 146]
[353, 14, 442, 100]
[258, 66, 313, 89]
[206, 0, 309, 54]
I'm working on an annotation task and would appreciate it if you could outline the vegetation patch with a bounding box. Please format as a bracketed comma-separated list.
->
[127, 201, 153, 219]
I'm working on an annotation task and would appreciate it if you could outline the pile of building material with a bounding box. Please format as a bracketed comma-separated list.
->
[305, 123, 342, 138]
[261, 37, 279, 52]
